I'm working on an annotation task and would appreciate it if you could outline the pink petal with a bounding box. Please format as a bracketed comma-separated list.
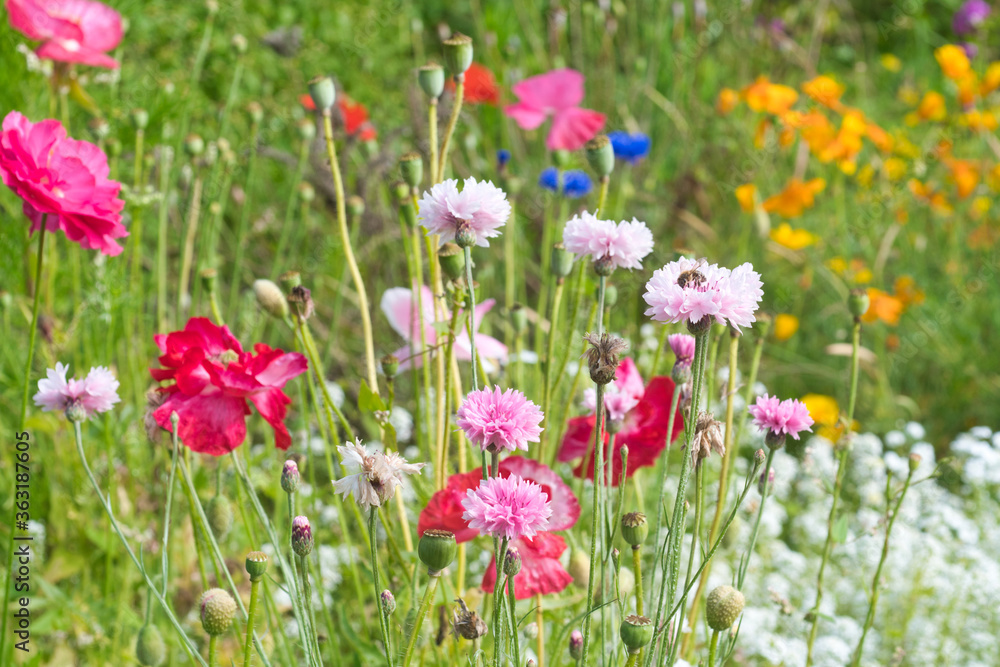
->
[511, 68, 586, 112]
[154, 392, 250, 456]
[503, 101, 549, 130]
[547, 107, 606, 151]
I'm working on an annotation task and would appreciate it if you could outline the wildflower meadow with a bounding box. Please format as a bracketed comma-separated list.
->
[3, 1, 1000, 666]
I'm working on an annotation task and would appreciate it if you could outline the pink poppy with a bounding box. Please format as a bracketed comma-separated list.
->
[0, 111, 126, 255]
[150, 318, 308, 456]
[557, 357, 685, 484]
[7, 0, 123, 69]
[380, 285, 507, 371]
[504, 68, 606, 151]
[418, 456, 579, 599]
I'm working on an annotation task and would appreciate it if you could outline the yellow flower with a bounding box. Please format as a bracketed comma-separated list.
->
[880, 54, 902, 72]
[801, 394, 844, 440]
[825, 256, 847, 274]
[971, 195, 991, 220]
[961, 110, 998, 132]
[988, 164, 1000, 192]
[762, 178, 826, 218]
[855, 164, 875, 188]
[935, 45, 971, 81]
[853, 268, 873, 284]
[716, 87, 740, 115]
[981, 62, 1000, 95]
[773, 314, 799, 341]
[735, 183, 757, 212]
[838, 160, 857, 175]
[884, 157, 907, 181]
[802, 75, 845, 110]
[770, 223, 819, 250]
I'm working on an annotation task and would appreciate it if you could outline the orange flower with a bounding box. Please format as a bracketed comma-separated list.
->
[944, 158, 979, 198]
[802, 75, 845, 110]
[446, 63, 499, 105]
[981, 62, 1000, 95]
[935, 45, 971, 81]
[908, 179, 954, 213]
[865, 122, 893, 152]
[816, 110, 866, 163]
[763, 178, 826, 218]
[893, 276, 925, 307]
[905, 91, 946, 125]
[717, 87, 740, 114]
[862, 288, 904, 325]
[742, 76, 799, 115]
[773, 313, 800, 341]
[961, 110, 999, 131]
[754, 118, 772, 149]
[770, 223, 819, 250]
[735, 183, 757, 212]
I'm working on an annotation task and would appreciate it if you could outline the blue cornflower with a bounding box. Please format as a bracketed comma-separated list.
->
[538, 167, 593, 199]
[608, 131, 651, 165]
[497, 149, 511, 170]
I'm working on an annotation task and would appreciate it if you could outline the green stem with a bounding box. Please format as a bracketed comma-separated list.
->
[463, 245, 480, 392]
[438, 78, 464, 179]
[156, 148, 174, 332]
[737, 448, 775, 589]
[507, 572, 519, 664]
[72, 422, 208, 666]
[596, 274, 607, 335]
[806, 319, 861, 664]
[243, 579, 262, 667]
[208, 635, 218, 667]
[161, 427, 180, 598]
[321, 111, 379, 394]
[177, 174, 203, 319]
[580, 382, 606, 666]
[493, 538, 509, 666]
[596, 176, 610, 215]
[428, 99, 439, 184]
[648, 388, 681, 608]
[633, 546, 644, 616]
[707, 630, 719, 667]
[19, 221, 47, 430]
[539, 277, 565, 464]
[402, 571, 440, 667]
[369, 508, 394, 667]
[851, 468, 915, 665]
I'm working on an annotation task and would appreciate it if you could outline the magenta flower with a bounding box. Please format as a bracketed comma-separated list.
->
[953, 0, 990, 36]
[562, 211, 654, 272]
[0, 112, 126, 255]
[33, 362, 120, 419]
[7, 0, 124, 69]
[456, 386, 544, 454]
[380, 285, 507, 371]
[748, 394, 814, 440]
[668, 334, 696, 367]
[643, 257, 763, 331]
[462, 474, 552, 540]
[416, 177, 511, 247]
[504, 68, 606, 151]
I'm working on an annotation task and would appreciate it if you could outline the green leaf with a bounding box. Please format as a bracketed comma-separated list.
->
[832, 514, 849, 543]
[357, 380, 386, 413]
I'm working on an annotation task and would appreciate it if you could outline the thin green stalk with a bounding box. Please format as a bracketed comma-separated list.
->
[736, 448, 776, 589]
[437, 78, 464, 179]
[428, 99, 439, 184]
[156, 147, 174, 332]
[580, 382, 606, 665]
[228, 120, 260, 322]
[648, 388, 682, 608]
[161, 427, 180, 597]
[72, 422, 208, 666]
[299, 553, 323, 662]
[463, 245, 480, 391]
[493, 538, 510, 666]
[596, 175, 610, 214]
[369, 508, 394, 666]
[806, 319, 862, 664]
[321, 111, 379, 393]
[851, 467, 915, 665]
[208, 635, 218, 667]
[539, 276, 565, 463]
[707, 630, 720, 667]
[243, 577, 263, 667]
[507, 571, 519, 664]
[177, 173, 203, 319]
[19, 221, 47, 429]
[403, 571, 440, 667]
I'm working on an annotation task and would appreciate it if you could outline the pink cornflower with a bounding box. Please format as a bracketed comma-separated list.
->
[462, 474, 552, 541]
[504, 68, 606, 151]
[7, 0, 124, 69]
[0, 111, 126, 255]
[562, 212, 654, 272]
[149, 317, 308, 456]
[33, 362, 120, 420]
[668, 334, 696, 367]
[643, 257, 763, 331]
[416, 177, 511, 248]
[749, 394, 814, 441]
[456, 386, 544, 454]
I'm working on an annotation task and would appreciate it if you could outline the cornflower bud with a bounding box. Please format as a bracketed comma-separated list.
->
[281, 460, 301, 494]
[291, 516, 313, 557]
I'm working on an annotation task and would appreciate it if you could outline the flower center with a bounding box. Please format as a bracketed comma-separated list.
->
[62, 39, 81, 53]
[211, 349, 240, 366]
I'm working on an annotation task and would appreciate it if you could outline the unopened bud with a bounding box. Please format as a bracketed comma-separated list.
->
[291, 516, 313, 557]
[511, 304, 529, 334]
[848, 288, 870, 319]
[400, 152, 423, 189]
[135, 625, 166, 666]
[131, 108, 149, 130]
[908, 453, 921, 473]
[569, 629, 583, 660]
[206, 495, 234, 537]
[297, 181, 315, 203]
[754, 448, 766, 467]
[585, 134, 615, 178]
[706, 585, 745, 631]
[184, 134, 205, 157]
[347, 195, 365, 219]
[296, 117, 316, 141]
[199, 588, 237, 636]
[503, 546, 522, 577]
[253, 279, 289, 319]
[247, 101, 264, 124]
[381, 589, 396, 616]
[523, 622, 538, 640]
[231, 34, 248, 55]
[381, 354, 400, 379]
[551, 243, 574, 278]
[281, 460, 301, 494]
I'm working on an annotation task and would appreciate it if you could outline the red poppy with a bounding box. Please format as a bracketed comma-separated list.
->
[299, 93, 377, 141]
[557, 357, 684, 485]
[446, 62, 499, 105]
[150, 318, 308, 456]
[418, 456, 579, 599]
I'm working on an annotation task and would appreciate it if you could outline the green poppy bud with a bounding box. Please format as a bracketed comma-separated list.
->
[199, 588, 237, 636]
[706, 585, 745, 631]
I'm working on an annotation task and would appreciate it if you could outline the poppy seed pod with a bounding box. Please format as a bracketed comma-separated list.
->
[438, 243, 466, 282]
[131, 108, 149, 130]
[308, 76, 336, 111]
[706, 585, 745, 631]
[418, 62, 446, 98]
[619, 615, 653, 653]
[400, 152, 423, 189]
[551, 243, 575, 278]
[621, 512, 648, 547]
[245, 551, 268, 582]
[418, 529, 457, 574]
[585, 134, 615, 178]
[199, 588, 237, 636]
[848, 288, 870, 319]
[442, 34, 474, 77]
[381, 354, 400, 379]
